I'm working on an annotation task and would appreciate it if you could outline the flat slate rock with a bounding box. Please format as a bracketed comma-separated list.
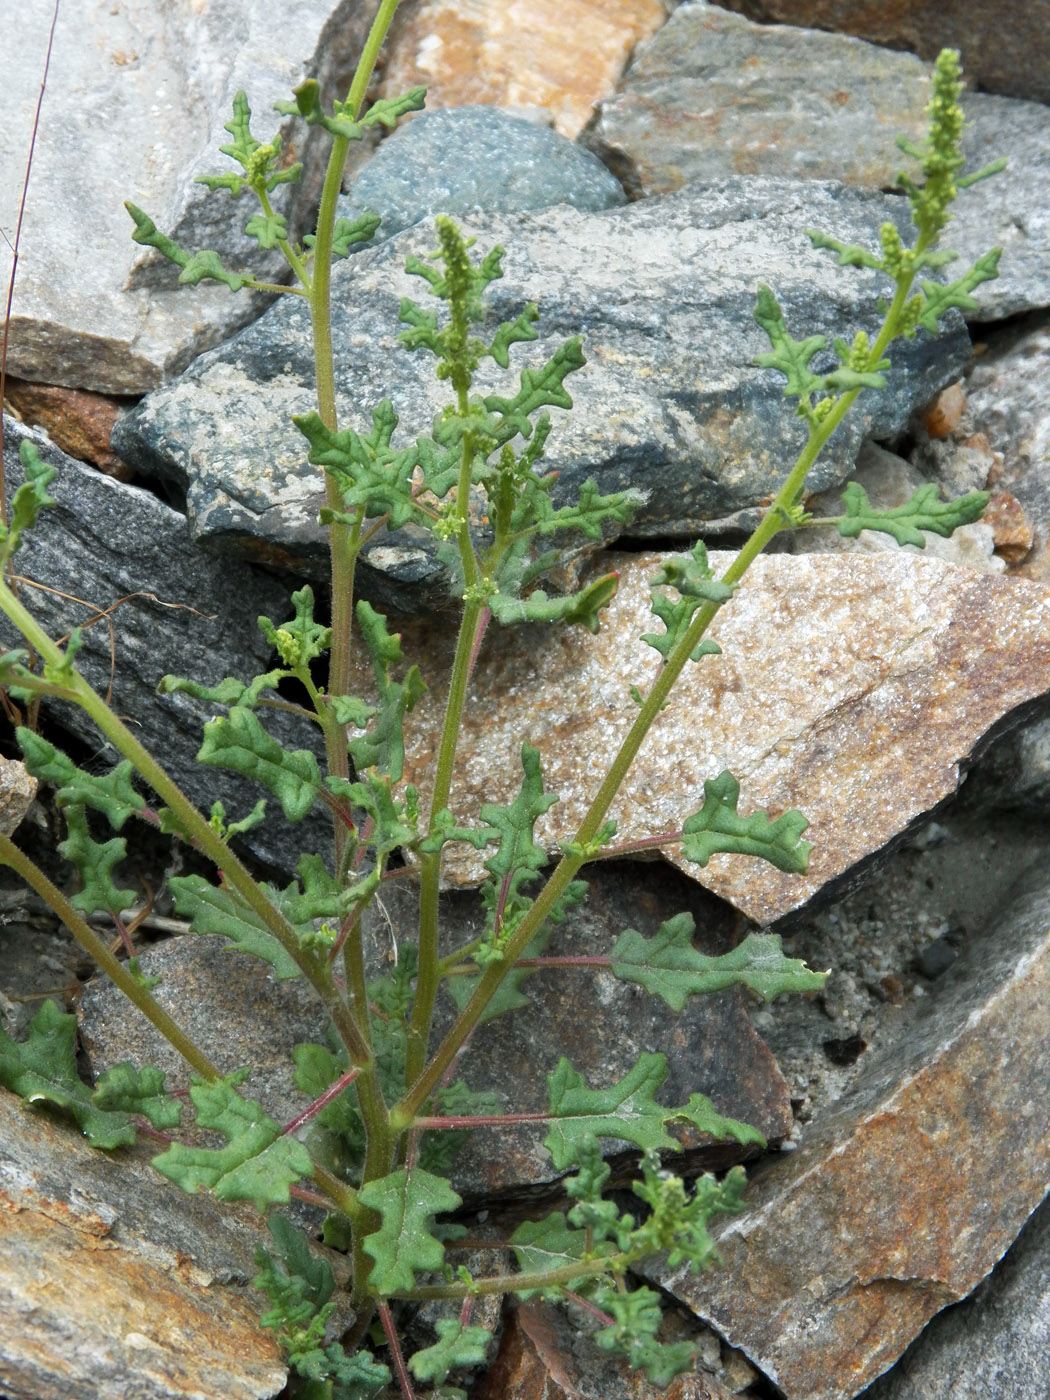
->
[864, 1189, 1050, 1400]
[0, 418, 329, 876]
[383, 549, 1050, 925]
[645, 863, 1050, 1400]
[584, 1, 930, 197]
[111, 180, 972, 610]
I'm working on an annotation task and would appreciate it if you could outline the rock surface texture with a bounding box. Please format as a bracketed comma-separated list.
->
[648, 864, 1050, 1399]
[386, 550, 1050, 925]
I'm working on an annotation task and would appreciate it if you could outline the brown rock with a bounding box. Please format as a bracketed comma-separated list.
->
[919, 382, 966, 440]
[474, 1297, 739, 1400]
[710, 0, 1050, 106]
[3, 379, 132, 478]
[647, 865, 1050, 1400]
[585, 1, 929, 197]
[390, 550, 1050, 924]
[0, 1087, 287, 1400]
[379, 0, 668, 138]
[984, 491, 1034, 566]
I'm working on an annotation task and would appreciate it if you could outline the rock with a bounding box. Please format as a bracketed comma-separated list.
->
[378, 0, 669, 139]
[863, 1190, 1050, 1400]
[965, 715, 1050, 818]
[708, 0, 1050, 107]
[951, 94, 1050, 321]
[78, 859, 792, 1201]
[779, 439, 1005, 574]
[77, 936, 328, 1127]
[0, 758, 37, 837]
[587, 7, 1049, 324]
[0, 418, 331, 876]
[110, 182, 972, 609]
[0, 0, 388, 393]
[339, 105, 626, 246]
[965, 315, 1050, 582]
[474, 1297, 741, 1399]
[0, 1086, 288, 1400]
[381, 549, 1050, 925]
[3, 379, 132, 478]
[583, 1, 930, 197]
[645, 861, 1050, 1400]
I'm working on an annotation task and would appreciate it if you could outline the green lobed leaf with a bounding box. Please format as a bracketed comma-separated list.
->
[915, 248, 1002, 332]
[169, 874, 301, 980]
[18, 729, 147, 828]
[674, 1093, 765, 1149]
[347, 601, 426, 782]
[482, 337, 585, 441]
[258, 586, 332, 669]
[197, 707, 321, 821]
[642, 541, 735, 662]
[835, 480, 990, 546]
[0, 1000, 136, 1148]
[91, 1062, 181, 1130]
[244, 212, 288, 249]
[126, 205, 249, 290]
[806, 229, 883, 269]
[508, 1213, 589, 1299]
[361, 87, 427, 129]
[543, 1053, 681, 1171]
[177, 248, 249, 292]
[303, 212, 382, 258]
[609, 915, 826, 1010]
[158, 670, 286, 709]
[408, 1319, 493, 1384]
[629, 1158, 749, 1275]
[680, 771, 811, 874]
[294, 401, 423, 529]
[753, 284, 829, 399]
[152, 1071, 313, 1212]
[486, 572, 619, 635]
[275, 79, 363, 141]
[590, 1280, 697, 1387]
[538, 477, 647, 541]
[58, 805, 135, 916]
[358, 1166, 463, 1294]
[0, 441, 57, 560]
[479, 743, 558, 886]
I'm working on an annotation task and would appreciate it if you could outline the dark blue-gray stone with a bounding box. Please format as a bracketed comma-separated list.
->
[341, 105, 626, 244]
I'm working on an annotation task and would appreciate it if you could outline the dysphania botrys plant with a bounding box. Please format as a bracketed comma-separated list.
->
[0, 13, 1002, 1394]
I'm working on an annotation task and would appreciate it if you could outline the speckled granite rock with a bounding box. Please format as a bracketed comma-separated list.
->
[380, 549, 1050, 925]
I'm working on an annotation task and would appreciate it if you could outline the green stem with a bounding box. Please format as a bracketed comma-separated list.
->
[309, 0, 406, 869]
[0, 834, 220, 1081]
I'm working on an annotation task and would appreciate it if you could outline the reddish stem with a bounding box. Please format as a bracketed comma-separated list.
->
[281, 1066, 361, 1136]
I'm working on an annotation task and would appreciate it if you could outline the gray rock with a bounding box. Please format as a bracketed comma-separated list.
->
[952, 93, 1050, 321]
[340, 104, 626, 245]
[965, 314, 1050, 581]
[583, 1, 930, 197]
[646, 862, 1050, 1400]
[111, 180, 972, 610]
[1, 0, 388, 393]
[0, 418, 330, 876]
[864, 1190, 1050, 1400]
